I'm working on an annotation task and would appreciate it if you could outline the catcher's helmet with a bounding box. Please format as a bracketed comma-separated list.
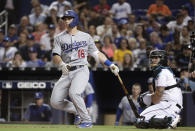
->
[149, 50, 168, 69]
[63, 10, 79, 28]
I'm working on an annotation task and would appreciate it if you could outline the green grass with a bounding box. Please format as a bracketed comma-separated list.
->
[0, 124, 194, 131]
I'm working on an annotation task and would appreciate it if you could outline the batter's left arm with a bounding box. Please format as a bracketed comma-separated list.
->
[98, 51, 119, 76]
[91, 51, 119, 76]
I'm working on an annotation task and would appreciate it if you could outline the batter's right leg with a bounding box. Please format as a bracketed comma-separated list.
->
[50, 75, 77, 115]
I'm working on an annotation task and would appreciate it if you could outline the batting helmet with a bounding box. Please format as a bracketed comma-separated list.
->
[149, 50, 168, 70]
[63, 10, 79, 28]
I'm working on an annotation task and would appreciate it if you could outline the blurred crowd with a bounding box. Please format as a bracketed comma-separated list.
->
[0, 0, 194, 72]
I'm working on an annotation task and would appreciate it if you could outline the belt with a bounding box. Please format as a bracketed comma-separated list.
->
[69, 65, 84, 71]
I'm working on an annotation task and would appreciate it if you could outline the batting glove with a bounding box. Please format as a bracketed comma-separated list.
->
[59, 61, 70, 75]
[110, 64, 119, 76]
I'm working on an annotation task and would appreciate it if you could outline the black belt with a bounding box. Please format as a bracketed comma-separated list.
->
[69, 65, 84, 71]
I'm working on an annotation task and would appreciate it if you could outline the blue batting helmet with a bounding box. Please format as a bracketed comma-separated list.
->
[63, 10, 79, 28]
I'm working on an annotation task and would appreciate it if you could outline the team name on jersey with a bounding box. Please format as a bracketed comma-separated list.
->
[61, 41, 87, 53]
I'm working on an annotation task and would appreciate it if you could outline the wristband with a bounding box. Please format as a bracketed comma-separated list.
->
[104, 60, 112, 66]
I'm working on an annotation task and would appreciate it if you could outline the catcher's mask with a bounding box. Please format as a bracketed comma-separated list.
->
[149, 50, 168, 70]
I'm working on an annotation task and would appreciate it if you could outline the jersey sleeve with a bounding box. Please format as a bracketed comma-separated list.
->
[52, 36, 61, 55]
[155, 70, 167, 87]
[126, 3, 132, 14]
[88, 35, 98, 55]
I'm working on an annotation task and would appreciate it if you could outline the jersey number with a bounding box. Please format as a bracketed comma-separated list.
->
[78, 49, 85, 58]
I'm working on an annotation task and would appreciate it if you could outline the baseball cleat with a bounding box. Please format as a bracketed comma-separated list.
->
[77, 122, 93, 128]
[74, 115, 81, 125]
[169, 115, 181, 129]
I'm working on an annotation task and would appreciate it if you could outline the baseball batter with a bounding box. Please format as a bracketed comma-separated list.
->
[50, 10, 119, 128]
[136, 50, 183, 129]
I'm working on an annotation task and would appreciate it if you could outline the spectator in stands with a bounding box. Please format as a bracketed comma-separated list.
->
[176, 44, 192, 69]
[146, 15, 161, 33]
[169, 32, 182, 61]
[187, 20, 195, 33]
[118, 19, 129, 33]
[122, 53, 134, 70]
[184, 0, 195, 17]
[24, 92, 52, 122]
[15, 32, 27, 48]
[32, 23, 46, 43]
[128, 37, 137, 53]
[7, 24, 18, 46]
[167, 13, 185, 33]
[191, 71, 195, 78]
[54, 18, 66, 35]
[31, 0, 49, 16]
[6, 51, 27, 68]
[26, 47, 45, 67]
[149, 31, 164, 50]
[29, 5, 46, 26]
[19, 34, 42, 61]
[79, 9, 89, 31]
[49, 0, 72, 17]
[93, 0, 110, 16]
[114, 38, 133, 67]
[128, 14, 137, 31]
[115, 83, 141, 126]
[17, 16, 33, 35]
[94, 39, 103, 52]
[180, 26, 190, 45]
[180, 5, 192, 26]
[111, 24, 121, 46]
[110, 0, 132, 23]
[88, 25, 100, 41]
[134, 24, 148, 42]
[40, 24, 55, 51]
[133, 38, 147, 69]
[167, 51, 178, 69]
[0, 29, 4, 47]
[0, 36, 18, 67]
[147, 0, 172, 19]
[96, 17, 113, 38]
[176, 68, 194, 92]
[45, 6, 58, 26]
[88, 9, 104, 27]
[102, 35, 116, 60]
[72, 1, 87, 12]
[43, 38, 55, 67]
[159, 24, 174, 45]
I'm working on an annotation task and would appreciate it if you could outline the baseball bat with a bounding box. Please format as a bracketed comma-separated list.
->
[116, 74, 141, 118]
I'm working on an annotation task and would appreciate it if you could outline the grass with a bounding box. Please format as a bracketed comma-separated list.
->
[0, 124, 195, 131]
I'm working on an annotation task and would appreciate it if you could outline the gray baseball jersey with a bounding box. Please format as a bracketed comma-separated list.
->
[119, 96, 140, 123]
[50, 30, 98, 123]
[52, 31, 98, 66]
